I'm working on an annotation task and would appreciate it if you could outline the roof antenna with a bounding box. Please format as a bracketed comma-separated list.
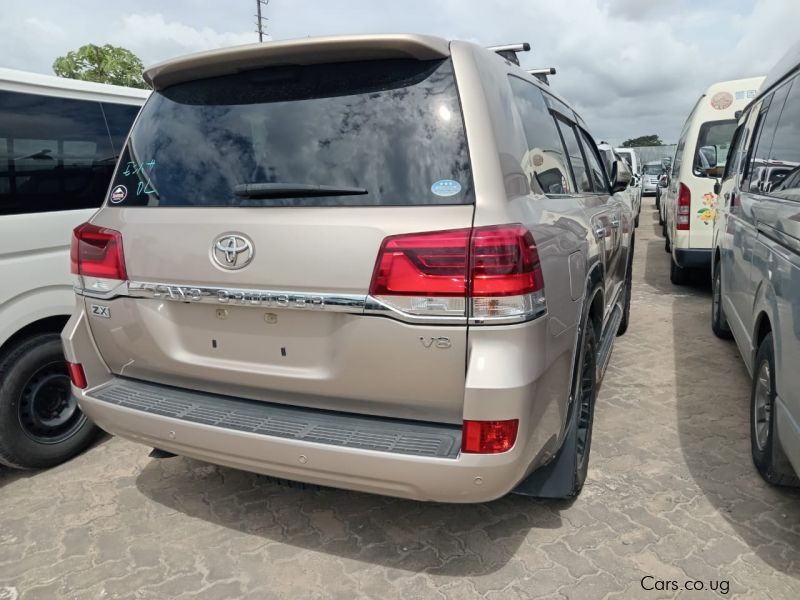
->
[487, 43, 531, 66]
[255, 0, 270, 43]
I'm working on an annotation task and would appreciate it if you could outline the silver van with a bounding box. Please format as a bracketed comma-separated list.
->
[712, 41, 800, 486]
[62, 34, 634, 502]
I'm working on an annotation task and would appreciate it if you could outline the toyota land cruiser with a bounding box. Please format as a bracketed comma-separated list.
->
[62, 34, 634, 502]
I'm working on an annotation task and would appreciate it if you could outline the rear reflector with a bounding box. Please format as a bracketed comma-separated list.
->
[462, 420, 519, 454]
[369, 224, 545, 322]
[677, 183, 691, 230]
[71, 222, 127, 280]
[67, 362, 87, 389]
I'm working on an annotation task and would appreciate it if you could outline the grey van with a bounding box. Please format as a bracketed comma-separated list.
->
[712, 41, 800, 486]
[62, 34, 634, 502]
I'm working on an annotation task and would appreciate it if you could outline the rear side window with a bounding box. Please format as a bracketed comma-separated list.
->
[693, 120, 737, 177]
[577, 129, 608, 192]
[764, 77, 800, 200]
[507, 76, 572, 195]
[556, 119, 591, 192]
[0, 91, 124, 215]
[111, 59, 474, 207]
[745, 82, 791, 193]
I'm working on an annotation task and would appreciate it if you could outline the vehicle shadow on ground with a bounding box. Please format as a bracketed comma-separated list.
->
[135, 460, 569, 576]
[643, 221, 800, 578]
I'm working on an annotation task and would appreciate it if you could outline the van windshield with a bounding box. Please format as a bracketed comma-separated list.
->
[694, 119, 736, 175]
[108, 58, 474, 207]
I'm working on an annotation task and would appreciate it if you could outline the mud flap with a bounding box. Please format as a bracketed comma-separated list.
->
[512, 402, 579, 499]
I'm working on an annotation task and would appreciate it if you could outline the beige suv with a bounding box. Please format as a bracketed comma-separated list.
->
[63, 34, 634, 502]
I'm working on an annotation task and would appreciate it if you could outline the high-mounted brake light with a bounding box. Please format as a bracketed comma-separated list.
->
[462, 420, 519, 453]
[71, 222, 127, 280]
[368, 224, 546, 323]
[677, 183, 691, 231]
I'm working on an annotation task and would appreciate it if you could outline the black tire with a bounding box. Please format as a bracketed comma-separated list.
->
[750, 334, 800, 487]
[664, 232, 670, 252]
[669, 255, 687, 285]
[658, 205, 664, 226]
[570, 319, 598, 496]
[0, 334, 99, 469]
[617, 236, 634, 336]
[711, 263, 733, 339]
[634, 212, 640, 228]
[655, 192, 661, 211]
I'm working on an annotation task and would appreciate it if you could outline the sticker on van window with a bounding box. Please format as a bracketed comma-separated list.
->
[109, 185, 127, 204]
[431, 179, 462, 197]
[710, 92, 733, 110]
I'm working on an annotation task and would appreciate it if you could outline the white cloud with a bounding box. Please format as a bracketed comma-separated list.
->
[117, 14, 255, 67]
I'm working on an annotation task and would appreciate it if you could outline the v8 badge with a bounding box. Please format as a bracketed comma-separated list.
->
[90, 304, 110, 318]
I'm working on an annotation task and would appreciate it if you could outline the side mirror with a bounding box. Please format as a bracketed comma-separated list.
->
[658, 175, 668, 188]
[611, 159, 632, 193]
[713, 180, 722, 195]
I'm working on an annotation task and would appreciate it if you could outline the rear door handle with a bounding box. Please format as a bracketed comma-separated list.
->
[594, 227, 607, 240]
[610, 217, 620, 229]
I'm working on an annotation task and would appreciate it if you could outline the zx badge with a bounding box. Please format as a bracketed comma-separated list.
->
[420, 336, 451, 349]
[90, 304, 110, 318]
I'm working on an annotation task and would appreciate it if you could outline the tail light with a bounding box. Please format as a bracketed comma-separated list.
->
[368, 224, 545, 322]
[67, 362, 87, 389]
[462, 420, 518, 453]
[677, 183, 691, 230]
[71, 223, 127, 280]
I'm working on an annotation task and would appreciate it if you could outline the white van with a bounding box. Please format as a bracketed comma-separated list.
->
[662, 76, 764, 284]
[0, 68, 148, 468]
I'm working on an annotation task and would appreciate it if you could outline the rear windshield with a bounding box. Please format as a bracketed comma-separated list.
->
[694, 119, 736, 173]
[108, 58, 474, 207]
[643, 163, 662, 175]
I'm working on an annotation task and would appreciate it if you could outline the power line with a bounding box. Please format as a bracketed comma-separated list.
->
[255, 0, 269, 42]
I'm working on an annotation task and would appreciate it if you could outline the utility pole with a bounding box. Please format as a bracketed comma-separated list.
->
[256, 0, 269, 42]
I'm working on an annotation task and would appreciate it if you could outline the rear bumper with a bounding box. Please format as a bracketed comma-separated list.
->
[75, 380, 536, 503]
[674, 247, 711, 269]
[63, 302, 573, 503]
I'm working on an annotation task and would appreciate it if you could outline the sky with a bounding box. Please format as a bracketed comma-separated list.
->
[1, 0, 797, 145]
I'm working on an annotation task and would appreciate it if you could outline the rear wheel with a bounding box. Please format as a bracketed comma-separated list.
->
[0, 334, 99, 469]
[572, 319, 598, 494]
[669, 255, 687, 285]
[711, 264, 732, 339]
[750, 334, 800, 486]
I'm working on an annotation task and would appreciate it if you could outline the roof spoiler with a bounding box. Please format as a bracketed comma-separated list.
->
[487, 43, 530, 66]
[528, 67, 556, 85]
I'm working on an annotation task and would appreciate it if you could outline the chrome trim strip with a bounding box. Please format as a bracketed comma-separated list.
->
[76, 281, 546, 325]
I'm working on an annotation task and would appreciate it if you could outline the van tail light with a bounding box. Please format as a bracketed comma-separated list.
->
[71, 223, 127, 280]
[677, 183, 691, 230]
[462, 420, 519, 454]
[67, 362, 87, 389]
[368, 224, 546, 322]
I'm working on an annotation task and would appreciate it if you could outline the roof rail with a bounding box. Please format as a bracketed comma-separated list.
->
[487, 43, 530, 66]
[528, 67, 556, 85]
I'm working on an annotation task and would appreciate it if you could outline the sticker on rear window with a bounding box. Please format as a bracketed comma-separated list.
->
[431, 179, 462, 197]
[109, 185, 127, 204]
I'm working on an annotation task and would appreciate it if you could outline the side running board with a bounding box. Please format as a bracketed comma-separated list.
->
[596, 303, 622, 381]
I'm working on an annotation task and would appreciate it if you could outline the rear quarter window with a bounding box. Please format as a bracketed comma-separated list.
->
[110, 58, 474, 207]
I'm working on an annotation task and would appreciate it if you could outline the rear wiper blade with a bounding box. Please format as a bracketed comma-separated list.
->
[234, 182, 368, 198]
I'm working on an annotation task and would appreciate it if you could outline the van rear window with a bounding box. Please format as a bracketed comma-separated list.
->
[109, 58, 474, 207]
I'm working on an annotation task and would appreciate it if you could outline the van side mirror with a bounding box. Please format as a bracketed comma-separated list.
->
[658, 175, 668, 188]
[713, 180, 722, 195]
[611, 159, 632, 193]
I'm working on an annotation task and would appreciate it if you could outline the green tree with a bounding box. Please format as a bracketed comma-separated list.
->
[620, 134, 663, 147]
[53, 44, 147, 89]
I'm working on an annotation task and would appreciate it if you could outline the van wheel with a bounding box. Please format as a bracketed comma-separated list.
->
[617, 237, 634, 336]
[664, 232, 670, 252]
[750, 334, 799, 487]
[658, 205, 664, 226]
[0, 334, 99, 469]
[634, 213, 640, 228]
[711, 265, 732, 339]
[669, 256, 687, 285]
